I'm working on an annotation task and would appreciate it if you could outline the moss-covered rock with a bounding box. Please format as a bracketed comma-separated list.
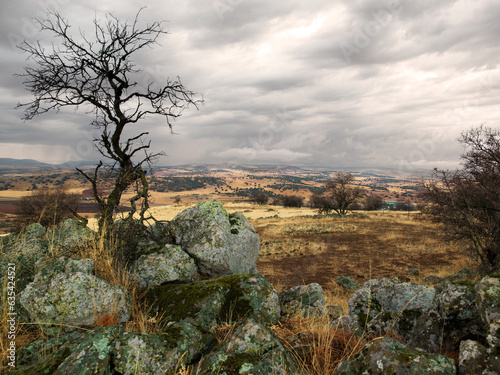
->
[335, 337, 456, 374]
[145, 273, 280, 331]
[130, 244, 199, 288]
[19, 257, 132, 335]
[169, 200, 260, 277]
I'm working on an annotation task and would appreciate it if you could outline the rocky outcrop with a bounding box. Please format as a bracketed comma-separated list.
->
[170, 200, 260, 277]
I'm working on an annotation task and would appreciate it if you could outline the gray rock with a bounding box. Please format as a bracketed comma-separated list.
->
[145, 273, 280, 331]
[279, 283, 326, 317]
[130, 244, 198, 288]
[113, 322, 214, 375]
[335, 337, 456, 374]
[14, 325, 125, 374]
[335, 276, 360, 291]
[408, 282, 483, 352]
[14, 323, 214, 375]
[170, 200, 260, 277]
[458, 340, 489, 374]
[476, 274, 500, 326]
[19, 257, 131, 335]
[348, 278, 435, 337]
[199, 319, 302, 375]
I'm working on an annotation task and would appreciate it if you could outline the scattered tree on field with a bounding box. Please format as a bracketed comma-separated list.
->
[364, 194, 385, 211]
[317, 172, 364, 215]
[281, 195, 303, 208]
[16, 187, 81, 228]
[17, 10, 201, 238]
[420, 125, 500, 273]
[252, 191, 269, 205]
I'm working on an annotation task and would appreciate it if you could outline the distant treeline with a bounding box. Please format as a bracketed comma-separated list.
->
[150, 177, 227, 192]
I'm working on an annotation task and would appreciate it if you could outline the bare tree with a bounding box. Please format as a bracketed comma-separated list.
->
[17, 10, 202, 238]
[324, 172, 364, 215]
[420, 125, 500, 273]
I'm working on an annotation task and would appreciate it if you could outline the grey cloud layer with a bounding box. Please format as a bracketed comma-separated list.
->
[1, 0, 499, 169]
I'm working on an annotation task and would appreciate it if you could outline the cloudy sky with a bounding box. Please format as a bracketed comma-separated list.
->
[1, 0, 500, 172]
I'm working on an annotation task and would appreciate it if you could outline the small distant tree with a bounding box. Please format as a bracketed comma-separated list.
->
[252, 191, 269, 205]
[420, 125, 500, 273]
[16, 187, 81, 228]
[392, 200, 415, 212]
[17, 10, 201, 239]
[364, 194, 385, 211]
[282, 195, 303, 208]
[323, 172, 364, 215]
[173, 196, 182, 204]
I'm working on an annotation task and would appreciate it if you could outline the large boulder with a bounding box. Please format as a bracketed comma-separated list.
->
[170, 200, 260, 277]
[348, 278, 435, 338]
[335, 337, 456, 374]
[19, 257, 131, 335]
[130, 244, 199, 288]
[145, 273, 280, 331]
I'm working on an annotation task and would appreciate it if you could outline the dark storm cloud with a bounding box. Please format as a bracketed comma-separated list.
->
[1, 0, 500, 169]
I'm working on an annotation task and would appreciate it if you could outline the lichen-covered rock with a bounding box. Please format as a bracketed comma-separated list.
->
[46, 218, 95, 252]
[0, 220, 96, 323]
[336, 276, 360, 291]
[19, 257, 131, 335]
[131, 244, 198, 288]
[113, 322, 214, 375]
[458, 340, 489, 374]
[199, 319, 302, 375]
[408, 282, 484, 352]
[13, 325, 125, 375]
[348, 278, 435, 337]
[145, 273, 280, 331]
[170, 200, 260, 277]
[279, 283, 326, 317]
[476, 273, 500, 326]
[335, 337, 456, 374]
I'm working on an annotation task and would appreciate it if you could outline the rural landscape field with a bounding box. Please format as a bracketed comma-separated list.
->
[0, 159, 472, 303]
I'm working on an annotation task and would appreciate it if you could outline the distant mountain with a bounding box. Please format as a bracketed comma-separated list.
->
[0, 158, 52, 167]
[0, 158, 99, 171]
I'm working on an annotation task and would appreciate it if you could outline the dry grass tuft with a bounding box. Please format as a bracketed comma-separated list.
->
[272, 310, 365, 375]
